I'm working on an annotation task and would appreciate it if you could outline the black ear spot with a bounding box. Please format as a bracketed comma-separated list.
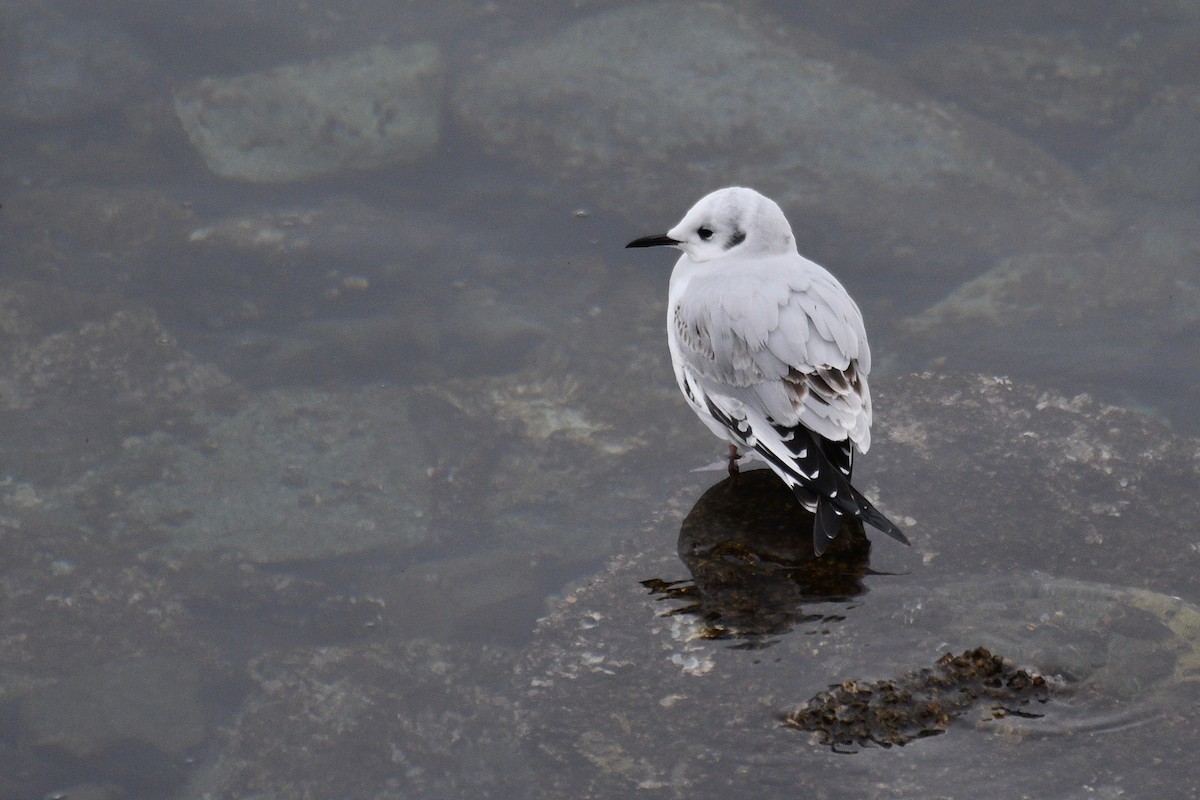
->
[726, 229, 746, 248]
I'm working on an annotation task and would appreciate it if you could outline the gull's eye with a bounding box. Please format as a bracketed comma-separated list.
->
[697, 227, 714, 241]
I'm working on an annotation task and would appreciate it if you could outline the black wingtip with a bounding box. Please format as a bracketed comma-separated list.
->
[810, 485, 909, 553]
[812, 498, 841, 557]
[853, 491, 910, 546]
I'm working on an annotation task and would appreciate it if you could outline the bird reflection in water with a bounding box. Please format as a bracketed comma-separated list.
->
[643, 469, 876, 646]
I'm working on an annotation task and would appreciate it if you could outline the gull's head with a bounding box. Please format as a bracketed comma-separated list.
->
[626, 187, 796, 263]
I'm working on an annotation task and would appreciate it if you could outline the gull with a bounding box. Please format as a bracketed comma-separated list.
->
[627, 187, 908, 555]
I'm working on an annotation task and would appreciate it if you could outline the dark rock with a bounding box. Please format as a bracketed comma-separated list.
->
[650, 470, 872, 643]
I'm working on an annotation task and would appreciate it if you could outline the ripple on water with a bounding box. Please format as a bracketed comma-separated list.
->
[877, 572, 1200, 737]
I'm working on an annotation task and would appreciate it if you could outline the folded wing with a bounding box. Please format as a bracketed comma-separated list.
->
[672, 257, 873, 451]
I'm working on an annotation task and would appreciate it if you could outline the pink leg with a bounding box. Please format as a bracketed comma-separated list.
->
[726, 443, 740, 476]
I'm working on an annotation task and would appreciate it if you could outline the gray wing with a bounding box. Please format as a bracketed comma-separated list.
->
[672, 259, 873, 450]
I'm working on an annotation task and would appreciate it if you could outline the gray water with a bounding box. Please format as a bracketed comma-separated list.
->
[1, 2, 1198, 798]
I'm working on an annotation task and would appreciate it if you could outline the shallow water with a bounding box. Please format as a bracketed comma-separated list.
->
[1, 1, 1198, 798]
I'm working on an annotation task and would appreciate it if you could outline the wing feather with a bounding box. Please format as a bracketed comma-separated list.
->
[672, 256, 873, 450]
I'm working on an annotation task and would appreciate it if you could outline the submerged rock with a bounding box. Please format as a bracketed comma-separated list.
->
[175, 43, 444, 182]
[0, 15, 153, 123]
[454, 2, 1111, 280]
[0, 289, 235, 482]
[869, 373, 1200, 595]
[19, 656, 211, 757]
[1098, 84, 1200, 202]
[899, 246, 1200, 400]
[163, 197, 556, 382]
[125, 387, 432, 562]
[899, 31, 1150, 162]
[180, 639, 527, 799]
[519, 556, 1198, 798]
[77, 371, 1199, 799]
[0, 185, 195, 291]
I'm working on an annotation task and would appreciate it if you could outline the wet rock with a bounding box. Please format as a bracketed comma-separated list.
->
[125, 386, 431, 562]
[518, 553, 1198, 797]
[354, 548, 557, 645]
[0, 15, 153, 123]
[18, 369, 1185, 798]
[174, 43, 445, 182]
[0, 506, 223, 795]
[0, 518, 213, 690]
[898, 247, 1197, 362]
[119, 199, 415, 332]
[431, 373, 644, 459]
[1097, 84, 1200, 202]
[679, 469, 871, 567]
[113, 0, 496, 70]
[3, 95, 183, 184]
[508, 371, 1200, 796]
[34, 784, 124, 800]
[870, 373, 1200, 594]
[19, 656, 210, 757]
[781, 647, 1052, 749]
[453, 2, 1111, 281]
